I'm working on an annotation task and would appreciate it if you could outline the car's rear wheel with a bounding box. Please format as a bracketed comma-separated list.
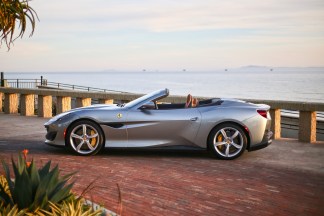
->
[208, 123, 247, 160]
[66, 120, 104, 156]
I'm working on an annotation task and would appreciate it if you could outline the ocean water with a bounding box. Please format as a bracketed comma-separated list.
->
[4, 68, 324, 103]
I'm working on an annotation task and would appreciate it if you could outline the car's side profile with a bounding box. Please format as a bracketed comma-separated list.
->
[44, 89, 273, 159]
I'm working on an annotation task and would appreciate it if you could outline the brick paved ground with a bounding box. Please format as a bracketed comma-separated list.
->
[0, 114, 323, 216]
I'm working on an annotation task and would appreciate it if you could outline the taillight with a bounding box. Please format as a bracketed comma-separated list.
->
[257, 110, 268, 118]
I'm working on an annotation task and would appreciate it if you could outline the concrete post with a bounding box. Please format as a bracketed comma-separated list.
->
[0, 92, 3, 112]
[76, 98, 91, 108]
[298, 111, 316, 143]
[270, 109, 281, 139]
[99, 99, 114, 104]
[57, 96, 71, 114]
[4, 93, 18, 114]
[20, 94, 35, 116]
[38, 95, 52, 118]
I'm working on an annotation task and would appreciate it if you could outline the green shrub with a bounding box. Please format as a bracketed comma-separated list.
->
[0, 151, 107, 215]
[0, 152, 74, 211]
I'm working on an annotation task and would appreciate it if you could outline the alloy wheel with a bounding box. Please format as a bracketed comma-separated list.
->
[69, 123, 100, 155]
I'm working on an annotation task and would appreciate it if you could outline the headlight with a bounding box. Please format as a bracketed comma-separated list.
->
[47, 112, 72, 124]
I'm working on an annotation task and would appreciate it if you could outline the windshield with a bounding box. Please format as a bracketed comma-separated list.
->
[124, 89, 165, 108]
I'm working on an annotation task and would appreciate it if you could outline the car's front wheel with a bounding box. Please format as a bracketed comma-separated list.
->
[66, 120, 104, 156]
[208, 123, 247, 160]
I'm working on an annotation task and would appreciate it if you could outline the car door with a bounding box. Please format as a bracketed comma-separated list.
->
[126, 107, 202, 147]
[97, 108, 129, 147]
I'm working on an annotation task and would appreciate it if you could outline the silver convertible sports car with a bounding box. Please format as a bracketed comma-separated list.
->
[44, 89, 273, 160]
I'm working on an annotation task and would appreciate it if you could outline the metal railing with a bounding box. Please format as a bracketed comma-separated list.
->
[6, 79, 41, 89]
[4, 78, 129, 94]
[44, 81, 129, 93]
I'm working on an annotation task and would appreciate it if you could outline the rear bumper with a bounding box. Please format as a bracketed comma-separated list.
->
[248, 130, 273, 152]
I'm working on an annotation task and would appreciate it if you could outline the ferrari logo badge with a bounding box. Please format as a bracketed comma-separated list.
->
[117, 113, 122, 119]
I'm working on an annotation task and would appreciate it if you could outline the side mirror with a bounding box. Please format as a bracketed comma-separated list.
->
[140, 101, 156, 110]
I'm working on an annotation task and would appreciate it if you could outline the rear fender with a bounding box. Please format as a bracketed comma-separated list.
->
[206, 121, 251, 150]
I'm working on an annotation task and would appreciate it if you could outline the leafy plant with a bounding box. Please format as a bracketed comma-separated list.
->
[0, 175, 9, 198]
[0, 181, 105, 215]
[0, 203, 26, 216]
[0, 150, 111, 215]
[0, 152, 74, 211]
[41, 198, 104, 216]
[0, 0, 39, 50]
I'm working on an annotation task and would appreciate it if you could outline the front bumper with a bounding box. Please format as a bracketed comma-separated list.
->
[248, 130, 273, 152]
[44, 123, 66, 146]
[44, 112, 79, 147]
[45, 125, 57, 141]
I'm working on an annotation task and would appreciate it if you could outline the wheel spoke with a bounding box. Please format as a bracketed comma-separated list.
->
[71, 133, 82, 140]
[85, 140, 95, 150]
[88, 133, 98, 139]
[225, 144, 230, 157]
[231, 142, 242, 149]
[82, 124, 87, 136]
[231, 130, 239, 139]
[214, 141, 227, 147]
[76, 140, 85, 151]
[220, 129, 228, 139]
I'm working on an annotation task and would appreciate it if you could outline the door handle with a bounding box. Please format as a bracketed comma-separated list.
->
[190, 117, 198, 121]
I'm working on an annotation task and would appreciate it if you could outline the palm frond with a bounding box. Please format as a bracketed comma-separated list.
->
[0, 0, 39, 50]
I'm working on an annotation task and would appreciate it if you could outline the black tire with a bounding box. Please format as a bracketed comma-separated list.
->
[208, 123, 247, 160]
[66, 120, 104, 156]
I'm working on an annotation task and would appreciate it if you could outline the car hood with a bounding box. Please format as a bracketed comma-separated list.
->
[72, 104, 119, 111]
[47, 104, 121, 123]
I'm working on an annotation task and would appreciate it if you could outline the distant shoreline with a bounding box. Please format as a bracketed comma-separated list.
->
[3, 66, 324, 74]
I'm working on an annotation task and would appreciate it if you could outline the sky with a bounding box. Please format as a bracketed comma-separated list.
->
[1, 0, 324, 72]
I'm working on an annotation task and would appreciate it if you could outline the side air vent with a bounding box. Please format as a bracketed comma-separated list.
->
[104, 123, 124, 128]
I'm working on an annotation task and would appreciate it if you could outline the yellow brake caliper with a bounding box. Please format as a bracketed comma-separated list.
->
[90, 130, 97, 146]
[217, 134, 223, 150]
